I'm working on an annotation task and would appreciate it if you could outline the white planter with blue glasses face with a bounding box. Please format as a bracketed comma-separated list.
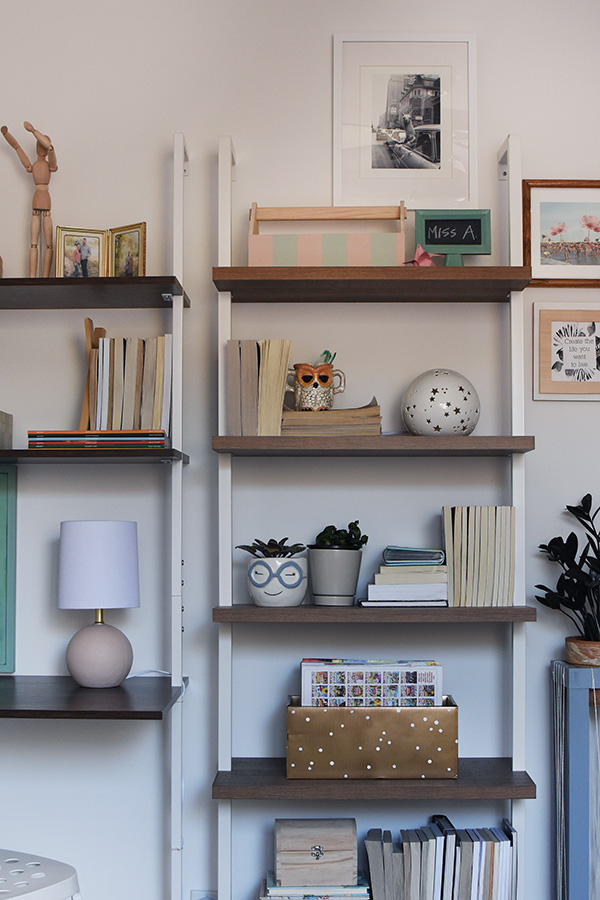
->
[246, 556, 308, 607]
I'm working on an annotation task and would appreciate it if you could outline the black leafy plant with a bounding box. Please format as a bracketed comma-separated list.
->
[312, 520, 368, 550]
[236, 537, 305, 558]
[536, 493, 600, 641]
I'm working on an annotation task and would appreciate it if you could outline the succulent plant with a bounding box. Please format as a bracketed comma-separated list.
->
[236, 537, 305, 558]
[536, 493, 600, 641]
[312, 520, 368, 550]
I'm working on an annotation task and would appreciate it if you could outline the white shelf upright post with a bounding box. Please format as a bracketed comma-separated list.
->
[170, 131, 188, 900]
[499, 133, 528, 900]
[217, 135, 236, 900]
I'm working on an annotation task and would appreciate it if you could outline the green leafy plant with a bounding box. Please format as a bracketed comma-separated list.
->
[536, 493, 600, 641]
[312, 520, 368, 550]
[236, 537, 305, 558]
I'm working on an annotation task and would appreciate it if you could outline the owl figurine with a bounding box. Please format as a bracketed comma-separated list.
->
[287, 362, 346, 411]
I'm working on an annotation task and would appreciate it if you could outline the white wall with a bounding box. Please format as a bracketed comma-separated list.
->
[1, 2, 599, 899]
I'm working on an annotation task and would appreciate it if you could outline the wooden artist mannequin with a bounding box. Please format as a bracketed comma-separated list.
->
[1, 121, 58, 277]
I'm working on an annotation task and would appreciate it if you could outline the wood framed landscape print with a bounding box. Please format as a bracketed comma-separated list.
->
[332, 33, 477, 207]
[108, 221, 146, 277]
[0, 466, 16, 673]
[523, 179, 600, 286]
[534, 302, 600, 400]
[55, 226, 107, 277]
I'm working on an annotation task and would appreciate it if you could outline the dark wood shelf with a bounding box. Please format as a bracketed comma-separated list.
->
[0, 448, 189, 464]
[0, 276, 190, 308]
[212, 266, 531, 303]
[0, 675, 186, 720]
[213, 604, 536, 624]
[212, 757, 536, 801]
[212, 434, 534, 457]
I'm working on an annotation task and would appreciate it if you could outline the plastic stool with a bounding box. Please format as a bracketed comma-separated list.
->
[0, 850, 80, 899]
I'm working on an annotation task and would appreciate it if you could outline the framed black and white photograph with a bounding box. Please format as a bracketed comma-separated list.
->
[534, 301, 600, 399]
[524, 179, 600, 286]
[333, 33, 477, 208]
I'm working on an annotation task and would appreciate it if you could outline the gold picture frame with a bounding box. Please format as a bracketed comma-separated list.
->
[55, 226, 108, 278]
[535, 302, 600, 399]
[108, 222, 146, 277]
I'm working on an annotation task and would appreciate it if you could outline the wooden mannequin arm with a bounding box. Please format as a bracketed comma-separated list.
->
[1, 125, 32, 171]
[23, 121, 53, 151]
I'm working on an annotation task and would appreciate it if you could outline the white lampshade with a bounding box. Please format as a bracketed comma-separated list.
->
[58, 520, 140, 610]
[58, 520, 140, 689]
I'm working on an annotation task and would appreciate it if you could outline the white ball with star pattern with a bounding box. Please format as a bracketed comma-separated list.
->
[401, 368, 480, 435]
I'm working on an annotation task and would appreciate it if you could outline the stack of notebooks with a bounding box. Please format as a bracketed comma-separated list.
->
[365, 817, 517, 900]
[442, 506, 515, 607]
[259, 872, 370, 900]
[227, 338, 292, 435]
[281, 397, 382, 436]
[361, 547, 448, 608]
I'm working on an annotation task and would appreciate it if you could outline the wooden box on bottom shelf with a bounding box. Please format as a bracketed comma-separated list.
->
[274, 817, 357, 886]
[286, 698, 458, 780]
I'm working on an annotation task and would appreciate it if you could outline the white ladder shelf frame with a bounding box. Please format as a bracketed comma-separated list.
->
[169, 131, 188, 900]
[215, 133, 531, 900]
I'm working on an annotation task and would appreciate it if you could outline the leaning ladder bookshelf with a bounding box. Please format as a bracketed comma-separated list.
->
[0, 135, 188, 900]
[214, 134, 535, 900]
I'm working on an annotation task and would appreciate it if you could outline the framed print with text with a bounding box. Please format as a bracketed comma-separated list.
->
[534, 302, 600, 399]
[333, 33, 477, 208]
[523, 179, 600, 286]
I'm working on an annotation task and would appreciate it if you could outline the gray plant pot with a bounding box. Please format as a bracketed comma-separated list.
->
[307, 546, 363, 606]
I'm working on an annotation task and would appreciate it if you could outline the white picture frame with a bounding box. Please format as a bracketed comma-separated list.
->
[332, 33, 477, 208]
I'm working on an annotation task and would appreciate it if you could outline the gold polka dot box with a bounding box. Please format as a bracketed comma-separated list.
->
[286, 700, 458, 780]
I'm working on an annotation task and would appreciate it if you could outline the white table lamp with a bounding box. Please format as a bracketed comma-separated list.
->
[58, 520, 140, 688]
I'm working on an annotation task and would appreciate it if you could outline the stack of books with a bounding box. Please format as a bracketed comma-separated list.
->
[361, 547, 448, 607]
[28, 429, 168, 450]
[227, 338, 292, 435]
[80, 318, 172, 435]
[365, 817, 517, 900]
[442, 506, 515, 607]
[259, 872, 370, 900]
[281, 397, 382, 436]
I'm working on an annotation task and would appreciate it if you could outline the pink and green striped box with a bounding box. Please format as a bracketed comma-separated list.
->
[248, 203, 406, 267]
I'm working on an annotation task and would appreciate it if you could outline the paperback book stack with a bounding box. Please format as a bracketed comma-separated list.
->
[79, 317, 173, 435]
[227, 338, 292, 435]
[360, 546, 448, 608]
[281, 397, 382, 436]
[442, 506, 515, 607]
[259, 872, 370, 900]
[364, 817, 517, 900]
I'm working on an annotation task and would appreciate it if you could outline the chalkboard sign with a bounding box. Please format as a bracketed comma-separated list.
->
[414, 209, 491, 265]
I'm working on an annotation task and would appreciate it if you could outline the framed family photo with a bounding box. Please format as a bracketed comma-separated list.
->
[55, 226, 107, 278]
[534, 302, 600, 400]
[523, 179, 600, 286]
[108, 221, 146, 277]
[332, 33, 477, 208]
